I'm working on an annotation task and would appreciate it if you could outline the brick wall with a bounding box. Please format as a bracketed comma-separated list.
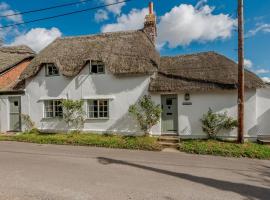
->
[0, 58, 32, 89]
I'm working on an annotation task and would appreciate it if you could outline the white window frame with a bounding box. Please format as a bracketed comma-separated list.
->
[89, 60, 105, 74]
[87, 99, 109, 119]
[45, 63, 59, 76]
[43, 100, 63, 118]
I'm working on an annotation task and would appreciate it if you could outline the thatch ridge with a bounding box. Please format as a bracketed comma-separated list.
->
[149, 52, 264, 92]
[0, 45, 35, 73]
[18, 30, 159, 82]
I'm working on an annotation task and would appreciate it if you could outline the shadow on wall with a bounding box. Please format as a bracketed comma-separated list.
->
[97, 157, 270, 200]
[106, 112, 142, 135]
[92, 75, 150, 95]
[255, 109, 270, 135]
[42, 76, 71, 97]
[40, 118, 70, 132]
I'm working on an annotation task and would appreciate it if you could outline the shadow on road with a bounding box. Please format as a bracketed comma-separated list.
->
[97, 157, 270, 200]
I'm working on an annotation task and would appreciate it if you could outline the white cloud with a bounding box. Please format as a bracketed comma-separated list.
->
[102, 3, 236, 48]
[0, 2, 22, 23]
[102, 8, 148, 32]
[10, 27, 62, 52]
[101, 0, 126, 15]
[244, 59, 253, 69]
[247, 23, 270, 37]
[254, 69, 270, 75]
[262, 77, 270, 83]
[95, 9, 109, 22]
[158, 4, 236, 48]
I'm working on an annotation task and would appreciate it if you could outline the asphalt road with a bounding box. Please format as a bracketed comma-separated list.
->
[0, 141, 269, 200]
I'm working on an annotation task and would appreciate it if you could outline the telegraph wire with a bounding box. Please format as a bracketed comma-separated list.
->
[0, 0, 95, 18]
[0, 0, 133, 29]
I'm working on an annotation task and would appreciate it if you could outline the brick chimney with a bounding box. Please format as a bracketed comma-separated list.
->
[143, 2, 157, 44]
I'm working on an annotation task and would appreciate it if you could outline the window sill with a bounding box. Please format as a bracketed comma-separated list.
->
[85, 118, 109, 120]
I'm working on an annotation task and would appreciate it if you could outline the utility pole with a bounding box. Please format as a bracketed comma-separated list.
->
[238, 0, 244, 144]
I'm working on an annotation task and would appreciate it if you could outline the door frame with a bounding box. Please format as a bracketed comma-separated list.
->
[161, 94, 178, 135]
[8, 96, 22, 132]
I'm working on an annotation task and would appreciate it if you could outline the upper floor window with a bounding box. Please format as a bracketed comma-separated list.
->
[44, 100, 63, 118]
[45, 63, 59, 76]
[89, 60, 105, 74]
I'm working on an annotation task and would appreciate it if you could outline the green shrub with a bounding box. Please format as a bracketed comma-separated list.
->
[21, 114, 35, 131]
[62, 99, 85, 132]
[129, 95, 162, 136]
[201, 108, 238, 139]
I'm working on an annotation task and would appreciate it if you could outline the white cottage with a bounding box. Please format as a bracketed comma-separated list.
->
[0, 3, 269, 140]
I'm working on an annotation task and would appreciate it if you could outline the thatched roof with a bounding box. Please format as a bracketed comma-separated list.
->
[0, 45, 35, 74]
[149, 52, 264, 92]
[18, 30, 159, 82]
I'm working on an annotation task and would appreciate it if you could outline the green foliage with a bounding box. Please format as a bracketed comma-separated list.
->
[129, 95, 162, 135]
[21, 114, 35, 131]
[201, 108, 238, 139]
[0, 133, 162, 151]
[62, 99, 85, 132]
[179, 140, 270, 159]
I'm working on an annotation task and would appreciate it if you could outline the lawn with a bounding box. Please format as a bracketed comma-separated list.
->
[179, 139, 270, 159]
[0, 131, 162, 151]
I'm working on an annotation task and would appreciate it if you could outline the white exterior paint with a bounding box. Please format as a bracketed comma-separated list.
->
[20, 65, 151, 134]
[0, 64, 270, 139]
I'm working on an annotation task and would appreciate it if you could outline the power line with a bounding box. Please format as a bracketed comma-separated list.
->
[0, 0, 95, 18]
[0, 0, 132, 29]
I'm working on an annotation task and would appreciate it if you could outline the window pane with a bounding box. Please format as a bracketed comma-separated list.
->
[54, 100, 63, 117]
[44, 100, 54, 118]
[90, 60, 104, 74]
[88, 99, 109, 119]
[46, 64, 59, 76]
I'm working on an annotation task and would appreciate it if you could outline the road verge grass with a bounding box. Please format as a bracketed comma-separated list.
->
[179, 139, 270, 159]
[0, 131, 162, 151]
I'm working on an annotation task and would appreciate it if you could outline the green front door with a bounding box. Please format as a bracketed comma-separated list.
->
[161, 95, 178, 134]
[9, 97, 21, 132]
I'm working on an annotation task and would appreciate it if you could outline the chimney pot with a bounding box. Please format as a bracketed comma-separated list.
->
[144, 1, 157, 44]
[149, 2, 154, 14]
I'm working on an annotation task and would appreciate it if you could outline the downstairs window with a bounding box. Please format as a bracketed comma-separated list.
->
[44, 100, 63, 118]
[88, 99, 109, 119]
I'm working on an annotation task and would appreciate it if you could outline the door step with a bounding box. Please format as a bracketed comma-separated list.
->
[158, 135, 180, 149]
[257, 136, 270, 145]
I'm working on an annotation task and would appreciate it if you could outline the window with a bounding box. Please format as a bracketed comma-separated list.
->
[45, 63, 59, 76]
[88, 99, 109, 119]
[89, 60, 105, 74]
[44, 100, 63, 118]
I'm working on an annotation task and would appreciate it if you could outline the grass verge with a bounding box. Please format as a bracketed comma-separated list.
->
[179, 139, 270, 159]
[0, 131, 162, 151]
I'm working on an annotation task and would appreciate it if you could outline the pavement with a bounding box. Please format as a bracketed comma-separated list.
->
[0, 141, 269, 200]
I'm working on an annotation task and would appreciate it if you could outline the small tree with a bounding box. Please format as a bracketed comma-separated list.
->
[201, 108, 238, 139]
[21, 114, 36, 132]
[62, 99, 85, 133]
[129, 95, 162, 136]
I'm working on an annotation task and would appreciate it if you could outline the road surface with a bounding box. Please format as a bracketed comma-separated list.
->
[0, 141, 269, 200]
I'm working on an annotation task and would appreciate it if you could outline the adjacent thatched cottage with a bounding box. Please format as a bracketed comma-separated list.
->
[0, 45, 35, 90]
[0, 2, 269, 140]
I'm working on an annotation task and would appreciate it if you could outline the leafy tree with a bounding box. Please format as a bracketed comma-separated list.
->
[201, 108, 238, 139]
[129, 95, 162, 136]
[62, 99, 85, 133]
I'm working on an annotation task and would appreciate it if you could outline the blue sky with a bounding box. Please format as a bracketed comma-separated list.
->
[1, 0, 270, 80]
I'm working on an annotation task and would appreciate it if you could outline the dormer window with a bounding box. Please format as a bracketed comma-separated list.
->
[45, 63, 59, 76]
[89, 60, 105, 74]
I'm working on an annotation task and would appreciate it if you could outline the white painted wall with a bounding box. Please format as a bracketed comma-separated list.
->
[21, 65, 151, 134]
[256, 87, 270, 135]
[0, 63, 269, 140]
[174, 90, 257, 139]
